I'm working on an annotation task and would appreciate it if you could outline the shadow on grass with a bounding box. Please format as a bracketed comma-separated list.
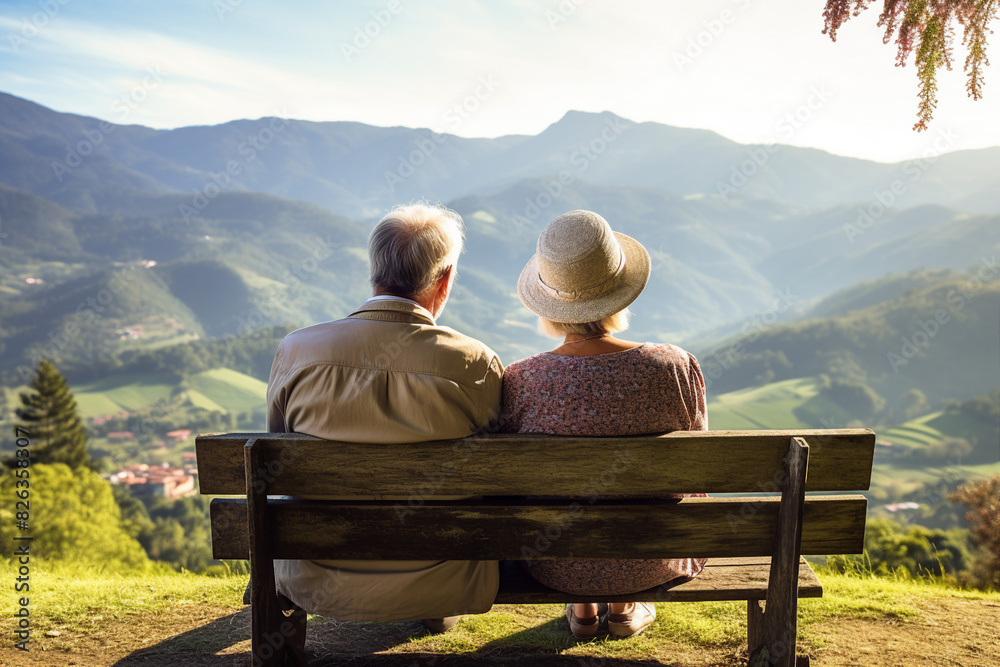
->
[112, 607, 693, 666]
[111, 608, 251, 666]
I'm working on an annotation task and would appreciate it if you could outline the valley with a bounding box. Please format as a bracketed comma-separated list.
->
[0, 91, 996, 548]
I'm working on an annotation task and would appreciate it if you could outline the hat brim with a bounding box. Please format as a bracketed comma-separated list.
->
[516, 232, 651, 323]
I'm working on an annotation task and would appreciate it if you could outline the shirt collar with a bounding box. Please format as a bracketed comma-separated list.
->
[367, 294, 421, 307]
[353, 296, 437, 324]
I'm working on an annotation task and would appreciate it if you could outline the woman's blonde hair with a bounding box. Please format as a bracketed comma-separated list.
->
[368, 203, 464, 298]
[537, 308, 632, 338]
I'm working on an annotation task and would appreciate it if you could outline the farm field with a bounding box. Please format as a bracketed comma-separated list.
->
[187, 368, 267, 414]
[708, 377, 851, 430]
[707, 378, 999, 510]
[74, 375, 175, 417]
[71, 367, 267, 419]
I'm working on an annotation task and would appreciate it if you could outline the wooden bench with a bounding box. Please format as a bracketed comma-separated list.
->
[196, 428, 875, 667]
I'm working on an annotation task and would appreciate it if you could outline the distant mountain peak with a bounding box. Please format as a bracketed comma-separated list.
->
[547, 109, 633, 131]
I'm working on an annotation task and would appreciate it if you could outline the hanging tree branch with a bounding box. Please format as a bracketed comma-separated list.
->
[823, 0, 998, 131]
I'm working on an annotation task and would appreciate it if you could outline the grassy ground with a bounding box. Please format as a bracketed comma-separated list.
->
[3, 562, 998, 666]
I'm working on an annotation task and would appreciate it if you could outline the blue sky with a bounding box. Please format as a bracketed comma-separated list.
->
[1, 0, 997, 162]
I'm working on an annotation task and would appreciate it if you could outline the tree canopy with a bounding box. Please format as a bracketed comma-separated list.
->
[0, 463, 149, 569]
[823, 0, 998, 130]
[949, 475, 1000, 589]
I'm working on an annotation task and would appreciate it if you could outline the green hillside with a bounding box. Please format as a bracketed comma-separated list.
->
[186, 368, 267, 414]
[708, 378, 1000, 530]
[75, 374, 176, 416]
[881, 412, 948, 448]
[708, 377, 850, 429]
[0, 189, 371, 377]
[698, 270, 1000, 413]
[73, 367, 266, 420]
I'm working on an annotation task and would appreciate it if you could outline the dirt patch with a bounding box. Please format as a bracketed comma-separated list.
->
[803, 597, 1000, 667]
[3, 605, 249, 667]
[2, 597, 997, 666]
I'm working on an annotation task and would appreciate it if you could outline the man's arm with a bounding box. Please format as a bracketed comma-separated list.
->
[477, 355, 503, 434]
[266, 339, 289, 433]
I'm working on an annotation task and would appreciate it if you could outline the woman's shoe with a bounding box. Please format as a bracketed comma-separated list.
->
[608, 602, 656, 638]
[565, 603, 608, 638]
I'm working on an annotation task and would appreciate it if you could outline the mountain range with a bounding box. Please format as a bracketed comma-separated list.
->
[0, 90, 997, 394]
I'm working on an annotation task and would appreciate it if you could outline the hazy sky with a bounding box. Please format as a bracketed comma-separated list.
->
[1, 0, 997, 163]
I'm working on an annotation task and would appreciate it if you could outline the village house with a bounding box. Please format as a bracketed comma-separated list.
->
[109, 462, 196, 500]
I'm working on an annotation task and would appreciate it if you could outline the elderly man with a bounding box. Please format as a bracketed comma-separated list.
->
[265, 203, 503, 633]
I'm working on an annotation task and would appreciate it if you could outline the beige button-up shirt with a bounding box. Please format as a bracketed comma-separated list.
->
[266, 297, 503, 621]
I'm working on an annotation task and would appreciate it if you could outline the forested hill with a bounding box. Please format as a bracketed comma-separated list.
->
[696, 269, 1000, 412]
[1, 90, 998, 403]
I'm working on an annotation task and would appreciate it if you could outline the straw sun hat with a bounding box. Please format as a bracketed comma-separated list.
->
[517, 210, 651, 324]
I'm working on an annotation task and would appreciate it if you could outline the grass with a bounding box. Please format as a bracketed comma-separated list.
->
[7, 559, 998, 661]
[188, 368, 267, 414]
[421, 570, 981, 656]
[880, 413, 947, 448]
[2, 561, 244, 635]
[707, 377, 844, 430]
[74, 374, 175, 416]
[69, 366, 267, 420]
[706, 379, 1000, 502]
[185, 389, 228, 412]
[73, 391, 125, 418]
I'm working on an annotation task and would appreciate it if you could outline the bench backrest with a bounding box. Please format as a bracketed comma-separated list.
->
[197, 429, 874, 561]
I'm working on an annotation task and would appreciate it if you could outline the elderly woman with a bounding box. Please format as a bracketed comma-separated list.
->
[499, 210, 708, 639]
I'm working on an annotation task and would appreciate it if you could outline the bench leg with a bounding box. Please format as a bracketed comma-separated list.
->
[247, 438, 294, 667]
[747, 599, 765, 653]
[279, 595, 308, 666]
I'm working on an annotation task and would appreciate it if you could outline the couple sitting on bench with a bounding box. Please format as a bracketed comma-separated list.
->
[265, 203, 708, 639]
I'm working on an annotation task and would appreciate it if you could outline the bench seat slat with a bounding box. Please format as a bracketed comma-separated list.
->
[494, 557, 823, 604]
[210, 495, 866, 560]
[196, 429, 875, 496]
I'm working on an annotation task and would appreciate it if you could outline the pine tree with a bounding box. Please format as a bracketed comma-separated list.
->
[14, 360, 94, 470]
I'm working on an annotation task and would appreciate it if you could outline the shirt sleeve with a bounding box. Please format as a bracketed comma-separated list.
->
[478, 355, 504, 434]
[265, 340, 289, 433]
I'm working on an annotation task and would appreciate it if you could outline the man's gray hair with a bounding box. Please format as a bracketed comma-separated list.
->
[369, 203, 465, 298]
